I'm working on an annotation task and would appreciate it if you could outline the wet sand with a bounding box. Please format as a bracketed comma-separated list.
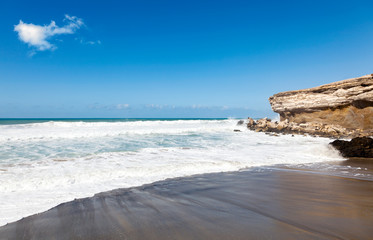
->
[1, 162, 373, 240]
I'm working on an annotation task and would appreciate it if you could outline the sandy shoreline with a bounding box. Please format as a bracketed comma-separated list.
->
[1, 161, 372, 240]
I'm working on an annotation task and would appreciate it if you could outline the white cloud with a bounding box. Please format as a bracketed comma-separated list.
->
[191, 104, 209, 109]
[146, 104, 164, 109]
[145, 104, 176, 109]
[85, 40, 101, 45]
[14, 14, 84, 51]
[116, 104, 130, 109]
[77, 38, 101, 45]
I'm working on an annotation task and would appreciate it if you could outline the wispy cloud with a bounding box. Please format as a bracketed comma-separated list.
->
[88, 103, 131, 110]
[145, 104, 176, 109]
[116, 104, 130, 109]
[84, 103, 266, 118]
[14, 14, 84, 52]
[83, 39, 101, 45]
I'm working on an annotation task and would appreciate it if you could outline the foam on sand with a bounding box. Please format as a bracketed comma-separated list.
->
[0, 119, 346, 226]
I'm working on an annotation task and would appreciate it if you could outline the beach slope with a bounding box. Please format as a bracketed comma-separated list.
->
[0, 166, 372, 240]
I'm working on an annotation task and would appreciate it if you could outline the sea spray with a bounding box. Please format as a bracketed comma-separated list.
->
[0, 119, 344, 226]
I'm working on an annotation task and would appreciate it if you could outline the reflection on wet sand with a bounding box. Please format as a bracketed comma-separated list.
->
[341, 158, 373, 170]
[0, 166, 372, 240]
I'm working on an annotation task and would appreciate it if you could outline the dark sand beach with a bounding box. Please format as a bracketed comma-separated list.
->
[1, 161, 372, 240]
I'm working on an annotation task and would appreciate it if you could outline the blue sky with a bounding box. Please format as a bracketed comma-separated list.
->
[1, 0, 373, 118]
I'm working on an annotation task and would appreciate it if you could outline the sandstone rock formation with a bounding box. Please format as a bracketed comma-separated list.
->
[246, 117, 361, 138]
[269, 74, 373, 132]
[245, 74, 373, 138]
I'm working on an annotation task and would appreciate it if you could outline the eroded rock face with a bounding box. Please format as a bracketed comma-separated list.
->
[269, 74, 373, 131]
[246, 117, 364, 138]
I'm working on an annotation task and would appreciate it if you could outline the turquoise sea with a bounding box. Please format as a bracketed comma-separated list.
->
[0, 118, 355, 226]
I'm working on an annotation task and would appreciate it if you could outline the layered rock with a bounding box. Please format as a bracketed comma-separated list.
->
[246, 117, 362, 138]
[269, 74, 373, 132]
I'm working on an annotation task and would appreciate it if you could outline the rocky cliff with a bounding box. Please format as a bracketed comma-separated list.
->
[269, 74, 373, 131]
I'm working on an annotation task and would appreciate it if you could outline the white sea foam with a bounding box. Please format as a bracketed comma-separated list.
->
[0, 119, 346, 226]
[0, 120, 231, 142]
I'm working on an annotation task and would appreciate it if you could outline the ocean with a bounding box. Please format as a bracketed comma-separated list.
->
[0, 118, 364, 226]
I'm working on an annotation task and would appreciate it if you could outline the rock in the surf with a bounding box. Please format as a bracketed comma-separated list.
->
[330, 137, 373, 158]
